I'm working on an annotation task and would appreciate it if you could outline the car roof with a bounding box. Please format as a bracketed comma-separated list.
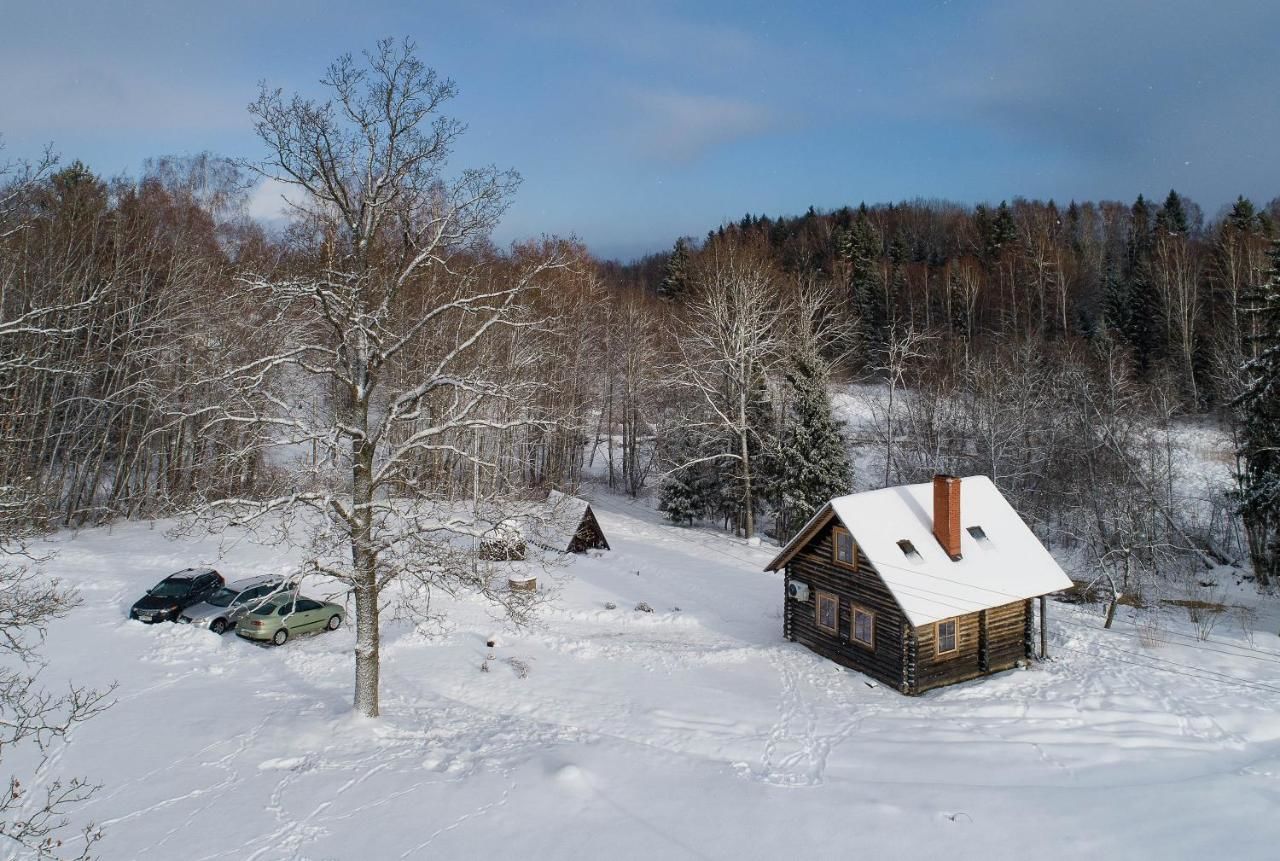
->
[258, 594, 324, 608]
[165, 567, 218, 581]
[226, 575, 286, 591]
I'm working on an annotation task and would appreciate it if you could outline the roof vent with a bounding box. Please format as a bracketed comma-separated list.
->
[897, 539, 922, 562]
[967, 526, 990, 546]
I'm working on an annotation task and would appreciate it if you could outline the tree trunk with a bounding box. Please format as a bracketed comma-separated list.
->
[738, 388, 754, 540]
[351, 401, 380, 717]
[884, 381, 895, 488]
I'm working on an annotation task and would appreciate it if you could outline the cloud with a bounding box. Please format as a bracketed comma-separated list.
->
[476, 1, 766, 72]
[624, 89, 777, 162]
[245, 176, 302, 224]
[0, 64, 245, 136]
[910, 0, 1280, 204]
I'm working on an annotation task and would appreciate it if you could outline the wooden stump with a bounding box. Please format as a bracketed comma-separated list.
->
[508, 576, 537, 592]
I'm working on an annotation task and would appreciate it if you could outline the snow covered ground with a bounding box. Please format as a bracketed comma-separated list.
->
[20, 495, 1280, 860]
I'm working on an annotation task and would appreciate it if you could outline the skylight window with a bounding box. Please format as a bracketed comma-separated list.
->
[967, 526, 991, 546]
[897, 539, 922, 562]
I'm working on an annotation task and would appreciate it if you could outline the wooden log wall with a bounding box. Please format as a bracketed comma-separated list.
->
[911, 599, 1027, 693]
[783, 521, 907, 691]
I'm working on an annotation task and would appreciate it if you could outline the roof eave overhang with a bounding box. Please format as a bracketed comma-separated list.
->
[763, 503, 837, 572]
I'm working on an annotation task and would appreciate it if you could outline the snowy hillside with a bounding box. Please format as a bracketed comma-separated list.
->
[22, 497, 1280, 860]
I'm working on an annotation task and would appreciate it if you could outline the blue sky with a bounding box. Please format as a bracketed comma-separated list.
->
[2, 0, 1278, 259]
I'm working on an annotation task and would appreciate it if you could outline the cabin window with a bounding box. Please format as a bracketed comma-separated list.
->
[832, 527, 857, 569]
[936, 618, 958, 654]
[815, 591, 839, 635]
[851, 606, 875, 647]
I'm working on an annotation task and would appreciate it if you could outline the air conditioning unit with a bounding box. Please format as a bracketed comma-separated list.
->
[787, 581, 810, 602]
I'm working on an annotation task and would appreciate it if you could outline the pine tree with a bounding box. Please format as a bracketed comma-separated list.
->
[770, 350, 852, 539]
[1234, 238, 1280, 587]
[658, 238, 692, 302]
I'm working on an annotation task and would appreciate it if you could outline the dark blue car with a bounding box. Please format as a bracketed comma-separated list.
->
[129, 568, 224, 624]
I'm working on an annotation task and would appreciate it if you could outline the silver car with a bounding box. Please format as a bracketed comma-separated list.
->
[179, 576, 296, 634]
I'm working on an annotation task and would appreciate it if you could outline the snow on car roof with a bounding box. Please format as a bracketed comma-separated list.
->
[226, 575, 285, 591]
[768, 475, 1073, 627]
[167, 567, 217, 580]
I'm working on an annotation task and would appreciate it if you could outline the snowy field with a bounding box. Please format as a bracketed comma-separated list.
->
[21, 496, 1280, 860]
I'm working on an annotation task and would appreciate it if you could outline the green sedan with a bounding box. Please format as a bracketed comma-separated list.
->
[235, 595, 344, 646]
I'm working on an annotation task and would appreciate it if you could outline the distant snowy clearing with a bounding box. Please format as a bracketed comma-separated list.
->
[23, 497, 1280, 859]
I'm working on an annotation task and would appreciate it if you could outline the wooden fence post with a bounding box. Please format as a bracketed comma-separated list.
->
[1039, 595, 1049, 660]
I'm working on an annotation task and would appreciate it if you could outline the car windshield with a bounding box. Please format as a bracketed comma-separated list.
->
[205, 587, 237, 607]
[251, 600, 287, 617]
[150, 579, 192, 599]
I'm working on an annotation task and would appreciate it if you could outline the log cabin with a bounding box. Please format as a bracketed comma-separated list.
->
[764, 475, 1072, 695]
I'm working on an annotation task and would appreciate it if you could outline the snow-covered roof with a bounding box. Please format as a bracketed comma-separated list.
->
[528, 490, 592, 551]
[477, 491, 596, 553]
[765, 475, 1073, 627]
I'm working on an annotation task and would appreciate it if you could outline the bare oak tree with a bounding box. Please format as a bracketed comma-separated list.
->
[192, 39, 564, 717]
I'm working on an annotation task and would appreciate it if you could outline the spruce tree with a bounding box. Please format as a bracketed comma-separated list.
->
[843, 209, 887, 364]
[1122, 195, 1161, 374]
[658, 468, 701, 525]
[1234, 238, 1280, 587]
[980, 201, 1017, 264]
[1102, 246, 1129, 338]
[1156, 189, 1189, 235]
[658, 238, 692, 302]
[658, 432, 712, 525]
[771, 350, 852, 539]
[1227, 195, 1257, 233]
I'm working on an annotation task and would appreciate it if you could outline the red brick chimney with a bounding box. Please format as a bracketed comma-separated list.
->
[932, 475, 962, 560]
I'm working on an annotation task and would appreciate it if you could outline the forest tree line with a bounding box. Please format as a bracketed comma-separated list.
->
[609, 191, 1280, 595]
[4, 153, 1280, 593]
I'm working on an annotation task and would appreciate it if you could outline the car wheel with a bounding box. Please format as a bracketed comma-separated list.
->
[210, 618, 228, 635]
[327, 615, 342, 631]
[272, 629, 288, 646]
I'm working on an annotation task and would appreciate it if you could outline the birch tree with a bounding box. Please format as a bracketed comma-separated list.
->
[669, 240, 784, 539]
[194, 39, 564, 717]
